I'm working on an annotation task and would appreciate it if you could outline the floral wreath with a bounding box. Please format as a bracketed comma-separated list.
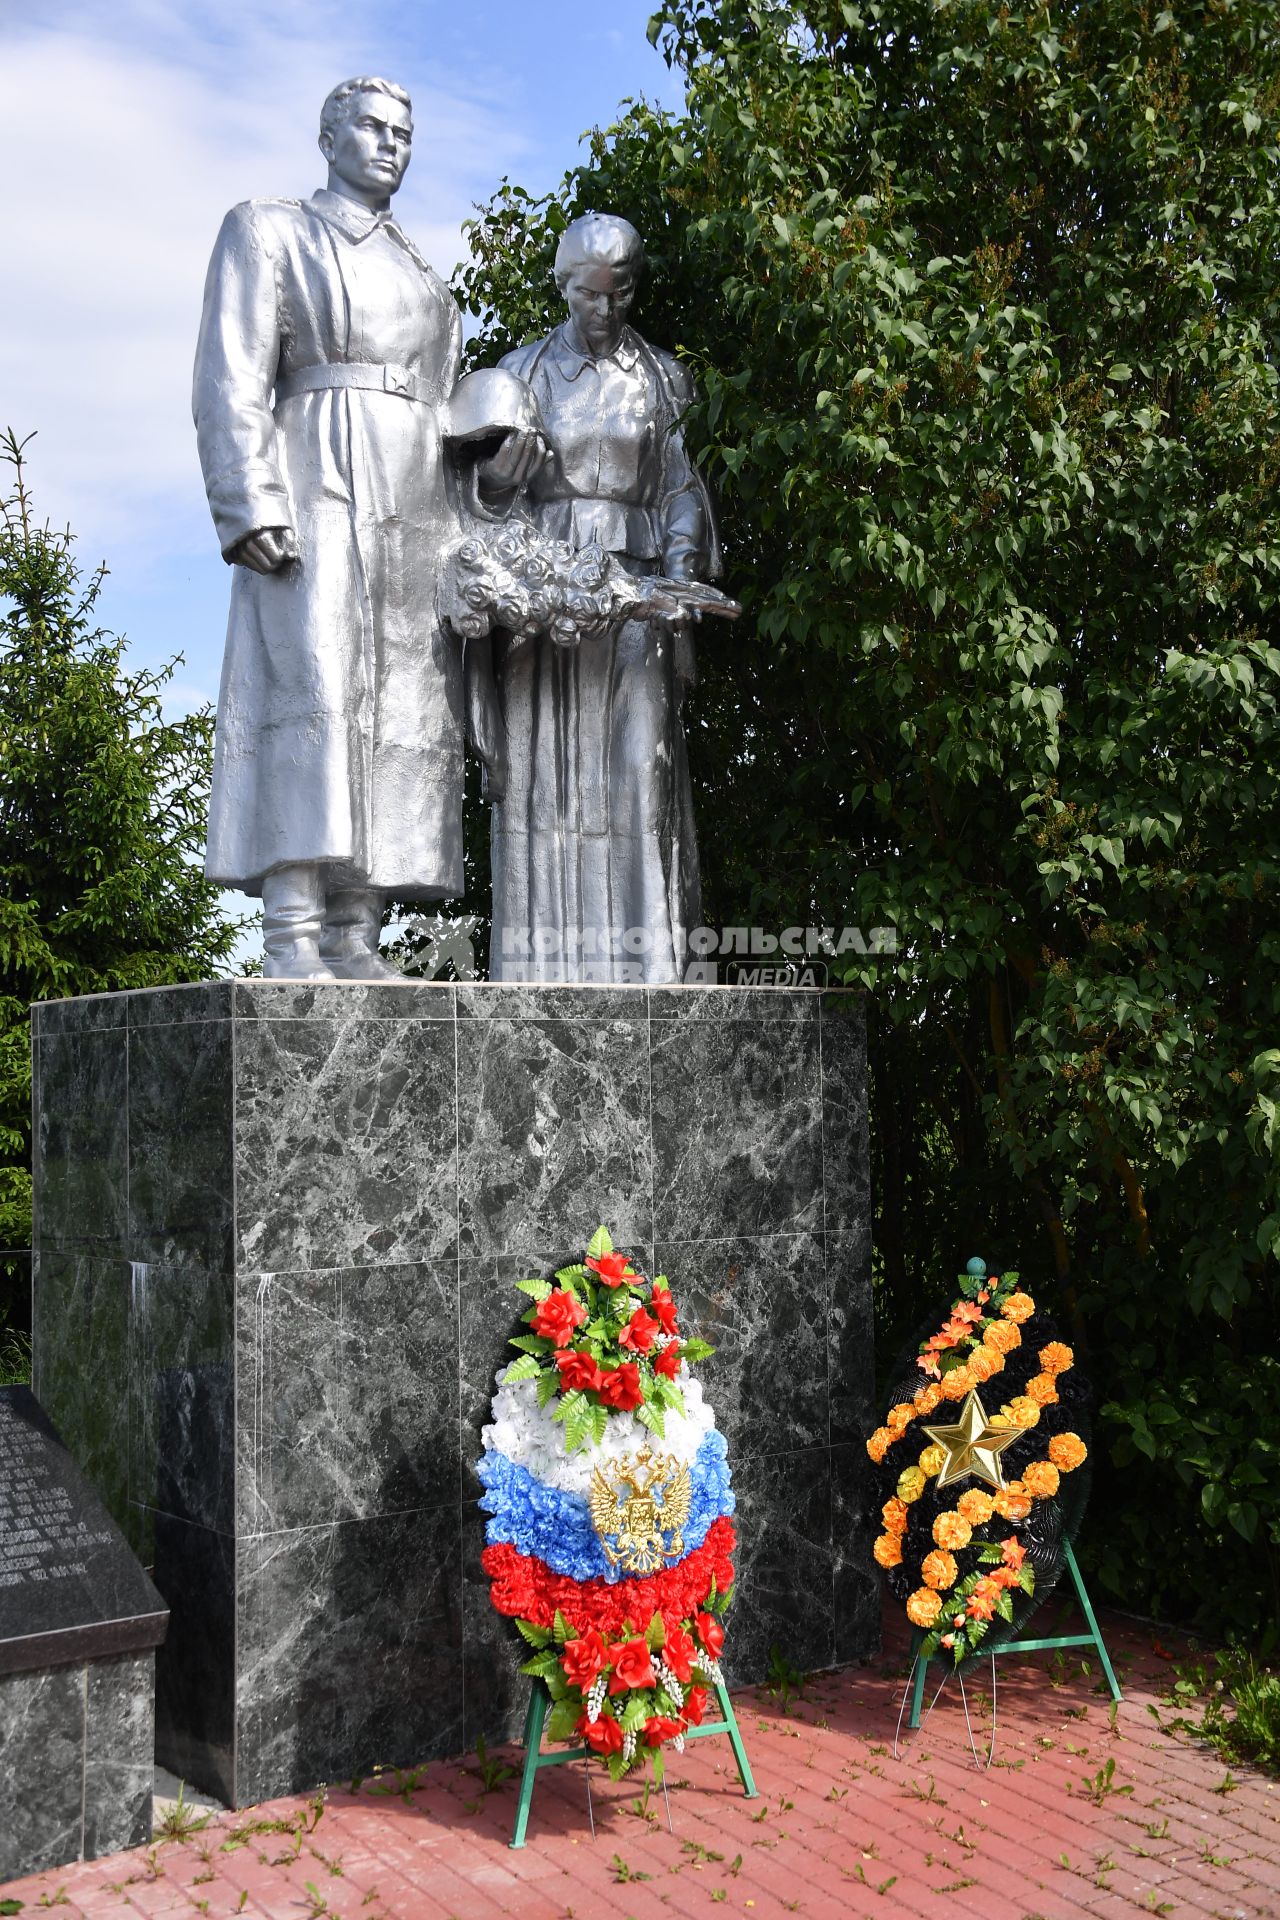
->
[478, 1228, 736, 1780]
[867, 1261, 1091, 1666]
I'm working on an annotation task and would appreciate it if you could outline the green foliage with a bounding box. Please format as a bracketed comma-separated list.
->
[1166, 1645, 1280, 1776]
[456, 1, 1280, 1643]
[0, 433, 240, 1320]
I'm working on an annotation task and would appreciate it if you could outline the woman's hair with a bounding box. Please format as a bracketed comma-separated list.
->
[554, 212, 645, 287]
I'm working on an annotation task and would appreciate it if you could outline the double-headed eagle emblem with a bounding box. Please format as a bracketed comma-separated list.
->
[589, 1445, 692, 1574]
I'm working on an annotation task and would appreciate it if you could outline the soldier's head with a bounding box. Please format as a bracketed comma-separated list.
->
[554, 212, 644, 358]
[319, 78, 413, 207]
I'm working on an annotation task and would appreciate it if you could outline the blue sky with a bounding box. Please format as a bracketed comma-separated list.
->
[1, 0, 682, 937]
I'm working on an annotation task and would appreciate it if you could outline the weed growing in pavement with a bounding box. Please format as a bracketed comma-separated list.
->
[466, 1736, 516, 1795]
[1164, 1648, 1280, 1777]
[1078, 1758, 1133, 1806]
[154, 1782, 213, 1843]
[365, 1762, 430, 1803]
[0, 1901, 23, 1915]
[764, 1644, 808, 1713]
[609, 1854, 650, 1883]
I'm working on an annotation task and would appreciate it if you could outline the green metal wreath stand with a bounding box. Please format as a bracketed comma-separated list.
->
[511, 1677, 759, 1848]
[895, 1537, 1122, 1768]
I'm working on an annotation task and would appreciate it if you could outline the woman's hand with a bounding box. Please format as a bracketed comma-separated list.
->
[477, 428, 550, 493]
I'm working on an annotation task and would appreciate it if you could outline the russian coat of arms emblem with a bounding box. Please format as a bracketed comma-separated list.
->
[588, 1445, 693, 1574]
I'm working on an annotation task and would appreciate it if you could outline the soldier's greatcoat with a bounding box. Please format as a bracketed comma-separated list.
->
[194, 188, 464, 894]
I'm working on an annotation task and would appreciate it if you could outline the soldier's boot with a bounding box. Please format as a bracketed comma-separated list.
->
[261, 863, 333, 981]
[320, 889, 403, 981]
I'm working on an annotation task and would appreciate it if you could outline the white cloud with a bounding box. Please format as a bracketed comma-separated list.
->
[0, 0, 529, 558]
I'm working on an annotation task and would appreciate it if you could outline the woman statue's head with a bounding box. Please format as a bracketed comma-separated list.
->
[554, 212, 645, 358]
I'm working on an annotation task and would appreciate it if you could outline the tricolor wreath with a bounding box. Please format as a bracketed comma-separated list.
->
[867, 1261, 1091, 1666]
[478, 1228, 736, 1780]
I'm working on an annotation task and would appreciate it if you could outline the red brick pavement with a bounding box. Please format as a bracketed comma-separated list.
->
[3, 1604, 1276, 1920]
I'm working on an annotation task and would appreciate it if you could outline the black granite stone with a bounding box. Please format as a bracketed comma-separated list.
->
[651, 1016, 824, 1240]
[820, 994, 871, 1238]
[456, 1016, 652, 1257]
[647, 986, 818, 1022]
[234, 1017, 459, 1271]
[153, 1514, 236, 1804]
[460, 1510, 526, 1751]
[830, 1443, 880, 1668]
[233, 979, 456, 1021]
[82, 1652, 155, 1857]
[33, 993, 129, 1037]
[130, 1261, 234, 1537]
[724, 1446, 837, 1684]
[0, 1664, 85, 1881]
[827, 1221, 877, 1448]
[235, 1262, 460, 1534]
[127, 982, 235, 1027]
[235, 1510, 465, 1805]
[30, 1254, 132, 1540]
[0, 1388, 167, 1677]
[456, 983, 648, 1023]
[655, 1234, 831, 1460]
[129, 1018, 233, 1269]
[34, 1027, 129, 1255]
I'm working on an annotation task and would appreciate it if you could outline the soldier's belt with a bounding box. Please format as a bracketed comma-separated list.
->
[274, 362, 438, 405]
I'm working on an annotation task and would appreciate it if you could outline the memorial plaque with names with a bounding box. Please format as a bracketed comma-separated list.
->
[0, 1386, 167, 1676]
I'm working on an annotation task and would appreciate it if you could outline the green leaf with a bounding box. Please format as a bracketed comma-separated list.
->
[553, 1609, 572, 1647]
[515, 1618, 552, 1648]
[507, 1334, 552, 1355]
[502, 1355, 541, 1384]
[515, 1277, 553, 1302]
[636, 1400, 666, 1439]
[546, 1701, 580, 1743]
[536, 1368, 560, 1409]
[519, 1649, 562, 1679]
[646, 1611, 666, 1651]
[587, 1226, 613, 1260]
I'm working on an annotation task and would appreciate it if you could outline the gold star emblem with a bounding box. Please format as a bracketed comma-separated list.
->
[921, 1388, 1021, 1491]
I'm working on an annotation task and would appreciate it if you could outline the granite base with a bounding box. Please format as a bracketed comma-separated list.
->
[32, 981, 876, 1806]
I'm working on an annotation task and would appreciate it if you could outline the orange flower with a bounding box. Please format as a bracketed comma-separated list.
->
[966, 1579, 1000, 1621]
[882, 1497, 910, 1536]
[1003, 1396, 1041, 1429]
[914, 1382, 944, 1415]
[968, 1346, 1001, 1384]
[984, 1320, 1021, 1355]
[940, 1367, 974, 1401]
[994, 1489, 1031, 1522]
[1026, 1374, 1059, 1407]
[1022, 1460, 1060, 1499]
[906, 1588, 943, 1629]
[873, 1533, 903, 1568]
[897, 1466, 926, 1503]
[957, 1489, 995, 1527]
[1001, 1291, 1036, 1323]
[1038, 1341, 1074, 1376]
[918, 1444, 947, 1478]
[933, 1511, 973, 1552]
[1048, 1432, 1088, 1472]
[866, 1427, 892, 1464]
[886, 1402, 915, 1432]
[1001, 1536, 1026, 1572]
[921, 1549, 958, 1591]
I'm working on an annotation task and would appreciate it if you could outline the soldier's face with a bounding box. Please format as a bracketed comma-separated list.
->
[563, 264, 635, 357]
[324, 92, 413, 201]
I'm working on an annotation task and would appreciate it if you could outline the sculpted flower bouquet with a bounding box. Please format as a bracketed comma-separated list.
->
[478, 1229, 736, 1780]
[867, 1260, 1091, 1666]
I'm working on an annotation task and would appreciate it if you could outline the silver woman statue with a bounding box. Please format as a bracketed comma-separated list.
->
[483, 213, 722, 984]
[193, 78, 535, 978]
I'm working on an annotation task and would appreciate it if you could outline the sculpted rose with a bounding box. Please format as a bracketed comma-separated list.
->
[620, 1306, 660, 1355]
[554, 1349, 603, 1392]
[531, 1288, 587, 1348]
[587, 1251, 636, 1288]
[695, 1611, 725, 1658]
[608, 1638, 657, 1692]
[562, 1628, 608, 1688]
[597, 1362, 644, 1411]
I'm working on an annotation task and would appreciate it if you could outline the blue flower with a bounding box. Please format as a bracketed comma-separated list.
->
[476, 1432, 735, 1582]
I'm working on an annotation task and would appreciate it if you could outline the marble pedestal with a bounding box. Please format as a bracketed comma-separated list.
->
[31, 981, 876, 1807]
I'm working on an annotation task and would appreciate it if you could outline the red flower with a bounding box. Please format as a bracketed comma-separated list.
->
[587, 1251, 636, 1288]
[650, 1284, 679, 1335]
[653, 1342, 682, 1379]
[643, 1715, 684, 1747]
[554, 1349, 603, 1392]
[608, 1638, 656, 1693]
[663, 1624, 697, 1684]
[597, 1363, 644, 1411]
[695, 1612, 725, 1658]
[683, 1684, 709, 1725]
[480, 1517, 737, 1638]
[531, 1289, 587, 1349]
[576, 1711, 623, 1755]
[561, 1628, 608, 1689]
[620, 1307, 660, 1355]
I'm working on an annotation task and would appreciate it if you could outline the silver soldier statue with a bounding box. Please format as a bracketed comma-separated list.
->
[193, 78, 535, 978]
[482, 212, 722, 984]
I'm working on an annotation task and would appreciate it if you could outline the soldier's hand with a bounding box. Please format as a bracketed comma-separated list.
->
[232, 527, 299, 574]
[478, 429, 549, 492]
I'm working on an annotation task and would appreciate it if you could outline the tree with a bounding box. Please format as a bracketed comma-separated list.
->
[456, 0, 1280, 1637]
[0, 433, 240, 1328]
